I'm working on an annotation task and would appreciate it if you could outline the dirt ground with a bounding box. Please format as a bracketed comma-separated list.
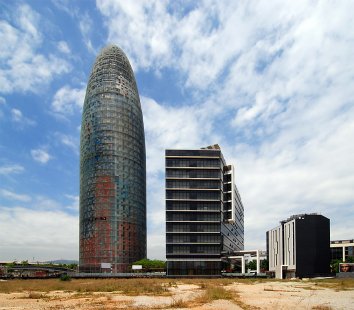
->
[0, 279, 353, 310]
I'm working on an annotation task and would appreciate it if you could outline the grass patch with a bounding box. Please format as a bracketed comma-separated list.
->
[180, 277, 263, 287]
[206, 286, 234, 300]
[196, 286, 234, 303]
[310, 279, 354, 291]
[0, 277, 271, 295]
[312, 306, 333, 310]
[193, 285, 259, 310]
[0, 278, 171, 296]
[59, 274, 71, 281]
[2, 277, 352, 297]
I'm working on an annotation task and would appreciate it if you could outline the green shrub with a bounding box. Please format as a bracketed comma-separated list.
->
[59, 274, 71, 281]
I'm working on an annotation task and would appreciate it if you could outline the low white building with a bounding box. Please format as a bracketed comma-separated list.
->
[330, 239, 354, 262]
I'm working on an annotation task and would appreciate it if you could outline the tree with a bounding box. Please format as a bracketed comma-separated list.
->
[260, 259, 269, 271]
[67, 263, 78, 270]
[246, 260, 257, 271]
[330, 259, 341, 273]
[132, 258, 166, 270]
[330, 257, 354, 273]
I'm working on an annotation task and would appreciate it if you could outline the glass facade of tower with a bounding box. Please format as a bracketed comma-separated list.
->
[79, 45, 146, 273]
[166, 146, 244, 276]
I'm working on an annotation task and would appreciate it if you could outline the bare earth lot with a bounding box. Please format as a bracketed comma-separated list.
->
[0, 278, 353, 309]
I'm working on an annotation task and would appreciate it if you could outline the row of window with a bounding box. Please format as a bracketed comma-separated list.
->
[331, 246, 354, 260]
[167, 245, 220, 254]
[81, 209, 145, 221]
[166, 234, 221, 243]
[80, 252, 141, 262]
[166, 190, 221, 200]
[81, 124, 143, 142]
[90, 82, 132, 94]
[84, 102, 141, 121]
[84, 96, 140, 117]
[83, 104, 142, 123]
[81, 150, 145, 166]
[89, 69, 132, 89]
[81, 156, 145, 171]
[166, 169, 221, 179]
[81, 155, 144, 168]
[166, 201, 221, 211]
[166, 150, 221, 157]
[81, 128, 144, 161]
[166, 159, 221, 168]
[81, 188, 145, 202]
[166, 180, 221, 189]
[166, 213, 220, 221]
[166, 260, 221, 275]
[167, 223, 220, 232]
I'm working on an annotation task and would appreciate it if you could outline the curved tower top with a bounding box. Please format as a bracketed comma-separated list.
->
[80, 45, 146, 273]
[86, 45, 140, 101]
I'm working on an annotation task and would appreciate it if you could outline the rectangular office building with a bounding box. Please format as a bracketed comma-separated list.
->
[165, 145, 244, 276]
[267, 213, 330, 279]
[330, 239, 354, 262]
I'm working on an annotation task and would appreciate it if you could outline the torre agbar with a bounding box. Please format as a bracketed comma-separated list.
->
[79, 45, 146, 273]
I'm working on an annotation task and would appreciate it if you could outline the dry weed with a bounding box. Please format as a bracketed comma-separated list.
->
[170, 297, 189, 308]
[0, 278, 171, 295]
[312, 305, 333, 310]
[27, 291, 45, 299]
[310, 278, 354, 291]
[195, 286, 233, 303]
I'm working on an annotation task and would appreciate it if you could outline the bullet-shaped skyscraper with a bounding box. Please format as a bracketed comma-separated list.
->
[79, 45, 146, 273]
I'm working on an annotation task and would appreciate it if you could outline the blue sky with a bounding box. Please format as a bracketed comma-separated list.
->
[1, 0, 354, 262]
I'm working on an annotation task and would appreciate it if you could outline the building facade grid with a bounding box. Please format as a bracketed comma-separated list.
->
[79, 45, 146, 273]
[165, 146, 244, 276]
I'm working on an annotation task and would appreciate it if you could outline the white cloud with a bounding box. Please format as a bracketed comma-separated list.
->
[58, 40, 71, 54]
[65, 195, 79, 211]
[141, 95, 223, 256]
[97, 1, 354, 252]
[79, 12, 96, 54]
[54, 132, 80, 154]
[0, 164, 24, 175]
[0, 189, 31, 202]
[0, 206, 78, 261]
[33, 196, 62, 210]
[10, 109, 22, 122]
[147, 233, 165, 260]
[2, 1, 351, 261]
[0, 4, 71, 94]
[51, 85, 86, 115]
[96, 0, 181, 70]
[11, 108, 36, 126]
[0, 193, 79, 261]
[97, 1, 354, 92]
[31, 148, 52, 164]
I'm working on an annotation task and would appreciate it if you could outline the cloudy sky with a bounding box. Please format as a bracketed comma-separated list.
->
[0, 0, 353, 262]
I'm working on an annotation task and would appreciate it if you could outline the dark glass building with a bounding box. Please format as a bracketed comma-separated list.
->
[267, 213, 330, 278]
[79, 45, 146, 273]
[165, 145, 244, 276]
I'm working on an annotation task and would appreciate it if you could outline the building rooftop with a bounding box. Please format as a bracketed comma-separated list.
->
[280, 213, 321, 224]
